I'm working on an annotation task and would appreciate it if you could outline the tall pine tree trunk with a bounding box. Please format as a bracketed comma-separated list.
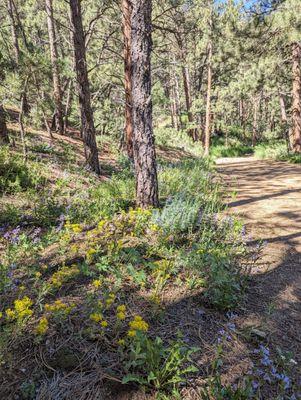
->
[291, 42, 301, 153]
[46, 0, 64, 134]
[0, 105, 9, 144]
[131, 0, 158, 208]
[204, 40, 212, 156]
[69, 0, 100, 175]
[122, 0, 134, 160]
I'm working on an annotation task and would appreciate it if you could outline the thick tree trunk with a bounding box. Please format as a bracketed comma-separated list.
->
[46, 0, 64, 134]
[131, 0, 158, 208]
[122, 0, 134, 160]
[0, 105, 9, 144]
[69, 0, 100, 175]
[291, 42, 301, 153]
[204, 40, 212, 156]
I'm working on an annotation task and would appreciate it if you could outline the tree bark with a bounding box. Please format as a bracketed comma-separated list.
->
[131, 0, 158, 208]
[46, 0, 64, 134]
[122, 0, 134, 160]
[204, 40, 212, 156]
[291, 42, 301, 153]
[69, 0, 100, 175]
[0, 105, 9, 144]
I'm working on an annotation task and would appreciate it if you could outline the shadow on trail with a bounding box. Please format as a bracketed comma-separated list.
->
[228, 188, 301, 208]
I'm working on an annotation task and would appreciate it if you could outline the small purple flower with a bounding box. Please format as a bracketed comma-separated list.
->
[251, 380, 259, 390]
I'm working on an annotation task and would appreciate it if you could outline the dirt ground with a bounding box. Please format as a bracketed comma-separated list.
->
[217, 157, 301, 366]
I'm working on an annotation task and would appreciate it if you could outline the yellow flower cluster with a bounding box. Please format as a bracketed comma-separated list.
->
[127, 315, 149, 337]
[106, 293, 115, 307]
[89, 313, 108, 328]
[65, 221, 83, 234]
[90, 312, 103, 322]
[45, 299, 74, 314]
[116, 304, 126, 320]
[49, 265, 80, 288]
[35, 316, 49, 335]
[6, 296, 33, 322]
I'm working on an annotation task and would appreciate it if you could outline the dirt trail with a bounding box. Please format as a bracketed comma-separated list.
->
[217, 157, 301, 363]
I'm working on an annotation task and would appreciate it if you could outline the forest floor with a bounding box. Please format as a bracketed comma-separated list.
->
[217, 156, 301, 367]
[1, 119, 301, 399]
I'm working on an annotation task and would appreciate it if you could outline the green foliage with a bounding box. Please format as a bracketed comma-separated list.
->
[122, 332, 198, 392]
[0, 147, 45, 194]
[201, 374, 253, 400]
[211, 144, 254, 158]
[254, 142, 301, 164]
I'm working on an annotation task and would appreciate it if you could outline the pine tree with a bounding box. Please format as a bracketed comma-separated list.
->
[131, 0, 159, 207]
[69, 0, 100, 175]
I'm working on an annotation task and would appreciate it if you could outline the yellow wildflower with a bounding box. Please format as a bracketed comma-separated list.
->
[118, 339, 125, 346]
[35, 272, 41, 278]
[129, 315, 149, 332]
[86, 248, 97, 263]
[101, 320, 108, 328]
[106, 298, 114, 306]
[117, 305, 126, 312]
[127, 329, 136, 337]
[90, 313, 103, 323]
[35, 316, 49, 335]
[6, 308, 15, 320]
[71, 224, 82, 234]
[116, 312, 126, 320]
[92, 279, 102, 289]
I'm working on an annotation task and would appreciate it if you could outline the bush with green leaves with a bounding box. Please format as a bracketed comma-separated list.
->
[0, 147, 45, 194]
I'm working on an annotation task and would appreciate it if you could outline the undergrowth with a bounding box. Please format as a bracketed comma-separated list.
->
[0, 137, 298, 399]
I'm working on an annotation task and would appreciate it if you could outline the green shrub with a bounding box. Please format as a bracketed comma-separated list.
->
[0, 147, 45, 194]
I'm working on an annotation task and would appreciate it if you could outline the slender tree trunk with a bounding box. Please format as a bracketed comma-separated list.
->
[279, 90, 291, 151]
[46, 0, 64, 134]
[64, 78, 73, 134]
[7, 0, 20, 64]
[204, 40, 212, 156]
[279, 91, 288, 124]
[0, 105, 9, 144]
[122, 0, 134, 160]
[182, 64, 196, 138]
[69, 0, 100, 175]
[19, 78, 29, 160]
[291, 42, 301, 153]
[171, 54, 182, 130]
[131, 0, 158, 208]
[252, 96, 259, 147]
